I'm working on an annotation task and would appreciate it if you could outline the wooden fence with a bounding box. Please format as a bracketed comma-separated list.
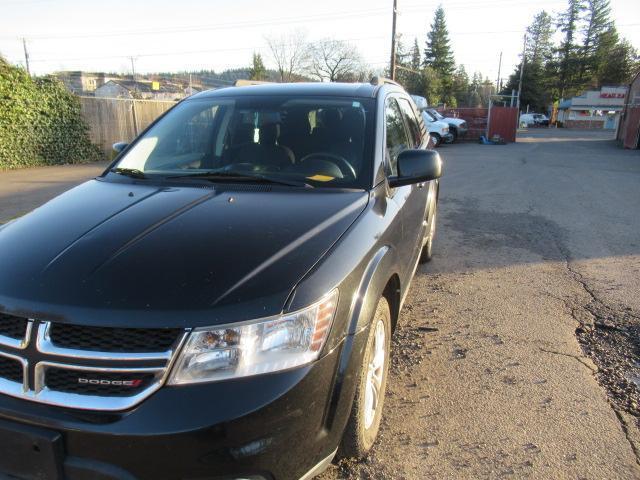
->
[78, 97, 176, 158]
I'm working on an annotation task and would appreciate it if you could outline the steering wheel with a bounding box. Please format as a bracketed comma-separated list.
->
[299, 152, 356, 179]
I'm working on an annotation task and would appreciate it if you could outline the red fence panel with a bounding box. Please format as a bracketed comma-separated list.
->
[622, 107, 640, 149]
[488, 106, 518, 143]
[438, 107, 488, 141]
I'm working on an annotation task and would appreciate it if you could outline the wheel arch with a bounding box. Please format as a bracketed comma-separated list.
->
[347, 245, 402, 336]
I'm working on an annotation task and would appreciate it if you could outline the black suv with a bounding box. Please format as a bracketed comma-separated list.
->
[0, 79, 441, 480]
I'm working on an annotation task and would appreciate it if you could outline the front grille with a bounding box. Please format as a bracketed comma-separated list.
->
[0, 320, 185, 411]
[49, 323, 181, 353]
[0, 356, 23, 383]
[45, 368, 157, 397]
[0, 313, 28, 340]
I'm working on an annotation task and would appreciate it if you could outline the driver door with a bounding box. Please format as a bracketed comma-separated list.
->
[384, 97, 418, 278]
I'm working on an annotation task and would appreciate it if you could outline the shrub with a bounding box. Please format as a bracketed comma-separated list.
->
[0, 57, 100, 170]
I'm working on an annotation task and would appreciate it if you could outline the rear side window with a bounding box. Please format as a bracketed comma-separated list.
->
[398, 98, 422, 147]
[385, 98, 411, 176]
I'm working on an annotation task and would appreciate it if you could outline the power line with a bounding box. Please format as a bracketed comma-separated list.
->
[26, 35, 389, 63]
[0, 8, 391, 41]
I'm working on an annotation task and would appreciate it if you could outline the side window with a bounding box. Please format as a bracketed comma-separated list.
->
[385, 98, 411, 176]
[398, 98, 422, 147]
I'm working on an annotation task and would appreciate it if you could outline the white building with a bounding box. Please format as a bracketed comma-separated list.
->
[557, 86, 628, 130]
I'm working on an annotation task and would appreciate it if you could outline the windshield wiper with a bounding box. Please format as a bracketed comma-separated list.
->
[166, 171, 311, 188]
[110, 167, 148, 179]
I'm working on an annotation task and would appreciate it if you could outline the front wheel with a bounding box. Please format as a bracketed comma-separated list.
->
[430, 133, 441, 147]
[338, 296, 392, 459]
[419, 203, 437, 263]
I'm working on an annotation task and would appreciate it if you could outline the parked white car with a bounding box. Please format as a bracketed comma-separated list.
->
[410, 95, 455, 146]
[426, 108, 468, 142]
[418, 110, 450, 147]
[519, 113, 549, 128]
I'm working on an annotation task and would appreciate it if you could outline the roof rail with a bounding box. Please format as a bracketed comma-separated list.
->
[234, 79, 274, 87]
[370, 76, 402, 88]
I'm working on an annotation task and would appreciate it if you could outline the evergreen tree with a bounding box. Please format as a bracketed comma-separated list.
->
[526, 11, 555, 65]
[557, 0, 584, 98]
[403, 38, 423, 94]
[423, 6, 456, 105]
[499, 11, 556, 112]
[451, 65, 469, 107]
[410, 38, 421, 72]
[420, 67, 442, 106]
[597, 33, 638, 85]
[578, 0, 613, 86]
[249, 53, 267, 81]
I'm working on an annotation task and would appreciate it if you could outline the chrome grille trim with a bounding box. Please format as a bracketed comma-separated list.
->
[0, 320, 33, 350]
[0, 320, 190, 411]
[33, 362, 165, 411]
[0, 351, 28, 393]
[37, 322, 174, 362]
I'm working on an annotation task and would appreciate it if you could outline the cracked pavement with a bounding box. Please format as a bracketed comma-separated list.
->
[320, 129, 640, 479]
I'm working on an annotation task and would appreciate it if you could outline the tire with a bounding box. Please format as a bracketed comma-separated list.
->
[430, 133, 441, 147]
[419, 202, 437, 263]
[338, 296, 392, 459]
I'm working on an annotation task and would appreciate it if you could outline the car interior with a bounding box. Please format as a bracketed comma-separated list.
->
[119, 98, 373, 187]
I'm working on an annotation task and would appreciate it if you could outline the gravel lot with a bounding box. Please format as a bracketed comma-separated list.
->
[1, 130, 639, 479]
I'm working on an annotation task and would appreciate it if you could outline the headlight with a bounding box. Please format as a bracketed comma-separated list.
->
[441, 127, 448, 134]
[168, 289, 339, 384]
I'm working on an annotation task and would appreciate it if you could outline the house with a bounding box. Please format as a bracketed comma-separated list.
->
[94, 80, 184, 101]
[557, 86, 628, 130]
[616, 71, 640, 149]
[55, 71, 107, 95]
[94, 80, 154, 99]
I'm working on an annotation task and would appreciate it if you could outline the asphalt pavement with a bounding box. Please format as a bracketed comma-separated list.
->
[1, 130, 639, 479]
[0, 162, 108, 223]
[321, 129, 640, 479]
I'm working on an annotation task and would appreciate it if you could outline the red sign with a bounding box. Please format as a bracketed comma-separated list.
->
[600, 93, 626, 99]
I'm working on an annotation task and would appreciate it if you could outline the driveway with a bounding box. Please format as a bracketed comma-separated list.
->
[1, 131, 639, 478]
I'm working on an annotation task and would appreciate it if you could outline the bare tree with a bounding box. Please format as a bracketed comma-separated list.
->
[265, 30, 310, 82]
[309, 39, 362, 82]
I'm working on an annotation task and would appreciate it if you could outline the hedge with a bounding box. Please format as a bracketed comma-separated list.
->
[0, 57, 101, 170]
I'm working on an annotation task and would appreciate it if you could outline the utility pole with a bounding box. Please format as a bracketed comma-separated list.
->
[516, 34, 527, 113]
[22, 38, 30, 76]
[130, 56, 138, 95]
[389, 0, 398, 80]
[496, 51, 502, 93]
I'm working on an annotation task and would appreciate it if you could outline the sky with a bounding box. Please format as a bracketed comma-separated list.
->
[0, 0, 638, 85]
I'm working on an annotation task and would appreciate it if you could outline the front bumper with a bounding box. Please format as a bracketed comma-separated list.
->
[0, 331, 366, 480]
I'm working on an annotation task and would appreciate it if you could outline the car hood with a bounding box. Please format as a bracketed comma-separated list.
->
[443, 117, 466, 127]
[0, 180, 368, 328]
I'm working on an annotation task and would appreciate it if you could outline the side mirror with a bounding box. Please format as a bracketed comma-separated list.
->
[112, 142, 129, 154]
[388, 149, 442, 188]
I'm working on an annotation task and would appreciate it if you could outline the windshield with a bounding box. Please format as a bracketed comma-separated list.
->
[429, 109, 445, 120]
[114, 95, 375, 189]
[422, 111, 437, 122]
